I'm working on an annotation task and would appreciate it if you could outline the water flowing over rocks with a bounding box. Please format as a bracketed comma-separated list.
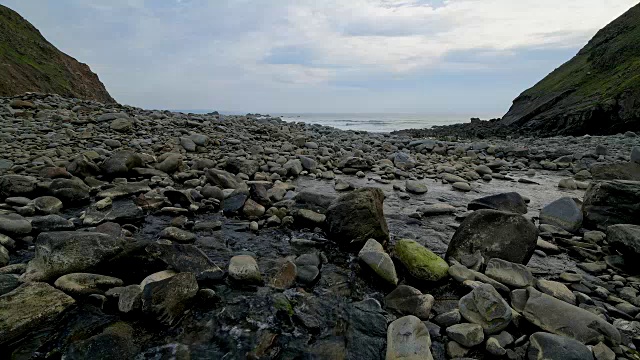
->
[0, 93, 639, 358]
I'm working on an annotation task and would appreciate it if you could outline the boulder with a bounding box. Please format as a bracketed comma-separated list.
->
[205, 169, 243, 190]
[228, 255, 262, 284]
[384, 285, 434, 320]
[583, 180, 640, 230]
[0, 175, 37, 199]
[326, 187, 389, 248]
[64, 323, 138, 359]
[31, 215, 75, 233]
[358, 239, 398, 286]
[405, 180, 428, 194]
[345, 299, 387, 360]
[21, 231, 125, 282]
[145, 243, 224, 281]
[142, 272, 199, 325]
[607, 224, 640, 267]
[393, 239, 449, 282]
[101, 151, 143, 177]
[446, 323, 484, 347]
[49, 177, 91, 204]
[459, 284, 512, 334]
[0, 282, 75, 346]
[511, 287, 620, 345]
[54, 273, 123, 296]
[540, 197, 583, 233]
[446, 209, 538, 265]
[467, 192, 527, 214]
[0, 213, 32, 237]
[386, 315, 433, 360]
[33, 196, 63, 214]
[590, 162, 640, 181]
[83, 199, 144, 226]
[528, 332, 594, 360]
[485, 258, 534, 288]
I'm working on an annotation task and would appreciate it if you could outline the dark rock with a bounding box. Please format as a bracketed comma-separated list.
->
[539, 197, 583, 233]
[0, 175, 37, 199]
[326, 187, 389, 248]
[64, 323, 138, 360]
[31, 214, 74, 233]
[583, 180, 640, 230]
[459, 283, 512, 334]
[346, 299, 387, 360]
[590, 162, 640, 181]
[145, 243, 224, 281]
[467, 192, 527, 214]
[222, 192, 248, 215]
[607, 224, 640, 268]
[528, 332, 594, 360]
[446, 209, 538, 265]
[21, 231, 125, 282]
[142, 272, 199, 325]
[206, 169, 242, 189]
[49, 177, 91, 204]
[101, 151, 143, 177]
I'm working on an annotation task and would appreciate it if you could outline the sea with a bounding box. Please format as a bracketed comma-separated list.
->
[175, 111, 498, 133]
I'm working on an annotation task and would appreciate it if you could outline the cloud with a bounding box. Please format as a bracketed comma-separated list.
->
[0, 0, 637, 113]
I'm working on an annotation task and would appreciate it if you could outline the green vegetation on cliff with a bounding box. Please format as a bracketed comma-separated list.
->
[502, 4, 640, 135]
[0, 5, 115, 103]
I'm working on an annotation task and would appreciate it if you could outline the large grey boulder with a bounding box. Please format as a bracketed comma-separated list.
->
[528, 332, 594, 360]
[459, 283, 512, 334]
[326, 187, 389, 248]
[590, 162, 640, 181]
[101, 150, 143, 177]
[0, 175, 37, 199]
[607, 224, 640, 268]
[511, 287, 620, 345]
[21, 231, 125, 282]
[145, 243, 224, 281]
[0, 282, 75, 346]
[358, 239, 398, 286]
[467, 192, 527, 214]
[384, 285, 434, 320]
[583, 180, 640, 230]
[540, 197, 583, 233]
[446, 209, 538, 265]
[142, 272, 198, 325]
[386, 315, 433, 360]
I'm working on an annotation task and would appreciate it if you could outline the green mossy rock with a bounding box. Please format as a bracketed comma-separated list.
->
[394, 239, 449, 282]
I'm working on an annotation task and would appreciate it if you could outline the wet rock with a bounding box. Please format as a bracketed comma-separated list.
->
[459, 283, 512, 334]
[326, 187, 389, 248]
[155, 153, 183, 174]
[386, 315, 433, 360]
[384, 285, 434, 319]
[145, 243, 224, 281]
[512, 286, 620, 344]
[446, 209, 538, 265]
[452, 182, 471, 192]
[101, 150, 143, 177]
[222, 192, 248, 215]
[528, 332, 594, 360]
[592, 342, 616, 360]
[295, 253, 320, 285]
[583, 180, 640, 230]
[591, 162, 640, 181]
[405, 180, 428, 194]
[33, 196, 63, 214]
[468, 192, 527, 214]
[394, 239, 448, 282]
[54, 273, 123, 296]
[607, 224, 640, 267]
[31, 214, 74, 233]
[0, 273, 20, 295]
[49, 177, 91, 204]
[65, 322, 138, 359]
[67, 155, 101, 178]
[142, 272, 198, 325]
[140, 270, 177, 289]
[345, 299, 387, 360]
[485, 258, 534, 288]
[536, 279, 576, 304]
[446, 323, 484, 347]
[116, 285, 143, 313]
[83, 199, 144, 226]
[206, 169, 243, 190]
[632, 147, 640, 165]
[358, 239, 398, 286]
[243, 198, 265, 219]
[0, 174, 37, 199]
[21, 231, 125, 282]
[0, 282, 75, 346]
[417, 203, 456, 216]
[540, 197, 583, 233]
[269, 260, 297, 290]
[228, 255, 262, 284]
[226, 157, 259, 176]
[0, 213, 32, 237]
[393, 152, 416, 170]
[159, 227, 196, 243]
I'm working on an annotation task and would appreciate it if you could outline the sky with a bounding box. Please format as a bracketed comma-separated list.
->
[1, 0, 637, 116]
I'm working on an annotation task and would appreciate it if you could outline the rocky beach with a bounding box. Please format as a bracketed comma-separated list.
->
[0, 92, 638, 359]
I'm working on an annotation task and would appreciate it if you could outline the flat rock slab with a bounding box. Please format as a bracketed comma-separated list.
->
[0, 282, 75, 346]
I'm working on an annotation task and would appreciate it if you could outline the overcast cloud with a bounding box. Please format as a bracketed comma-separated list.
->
[0, 0, 636, 115]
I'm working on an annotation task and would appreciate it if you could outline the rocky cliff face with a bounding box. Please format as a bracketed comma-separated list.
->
[0, 5, 115, 103]
[502, 3, 640, 136]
